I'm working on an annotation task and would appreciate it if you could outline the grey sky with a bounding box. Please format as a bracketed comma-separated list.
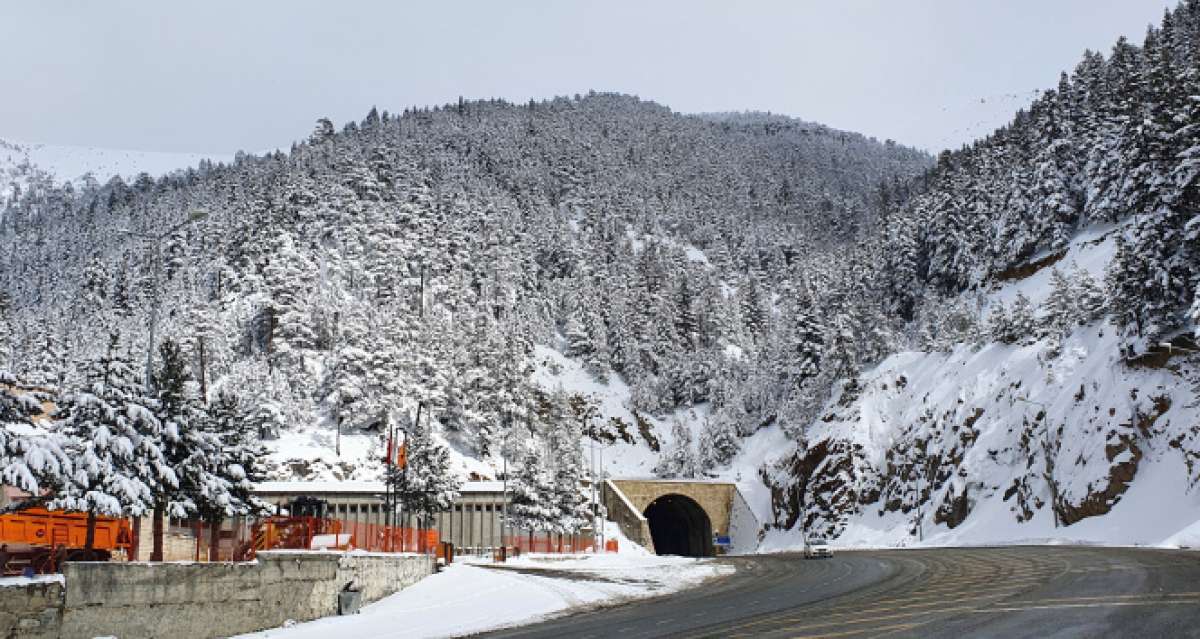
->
[0, 1, 1176, 155]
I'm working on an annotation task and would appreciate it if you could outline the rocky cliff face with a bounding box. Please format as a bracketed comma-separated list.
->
[763, 315, 1200, 546]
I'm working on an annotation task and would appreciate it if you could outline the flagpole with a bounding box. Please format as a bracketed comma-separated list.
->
[386, 419, 393, 552]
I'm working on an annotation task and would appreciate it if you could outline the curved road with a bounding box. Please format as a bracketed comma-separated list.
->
[481, 546, 1200, 638]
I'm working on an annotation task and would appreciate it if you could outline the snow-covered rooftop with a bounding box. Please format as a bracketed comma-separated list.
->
[254, 480, 505, 494]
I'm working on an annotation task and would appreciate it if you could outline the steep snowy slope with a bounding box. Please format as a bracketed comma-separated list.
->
[760, 225, 1200, 550]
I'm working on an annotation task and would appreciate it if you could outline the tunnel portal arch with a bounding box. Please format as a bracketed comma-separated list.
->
[643, 493, 713, 557]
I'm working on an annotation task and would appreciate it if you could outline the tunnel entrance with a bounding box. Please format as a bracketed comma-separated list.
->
[643, 494, 712, 557]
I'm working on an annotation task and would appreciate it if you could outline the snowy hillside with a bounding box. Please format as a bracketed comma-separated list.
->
[0, 136, 231, 202]
[4, 2, 1200, 558]
[759, 221, 1200, 550]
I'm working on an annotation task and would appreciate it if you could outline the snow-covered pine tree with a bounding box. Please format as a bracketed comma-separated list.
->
[987, 301, 1017, 344]
[822, 312, 860, 393]
[698, 414, 740, 471]
[1105, 232, 1146, 343]
[0, 370, 72, 508]
[25, 332, 68, 391]
[654, 418, 698, 479]
[1040, 268, 1077, 356]
[781, 290, 823, 390]
[739, 274, 769, 340]
[548, 419, 591, 536]
[199, 390, 265, 557]
[506, 445, 556, 536]
[392, 407, 461, 536]
[563, 309, 593, 362]
[1009, 292, 1038, 345]
[151, 338, 228, 560]
[1070, 264, 1107, 325]
[51, 333, 172, 550]
[0, 293, 13, 371]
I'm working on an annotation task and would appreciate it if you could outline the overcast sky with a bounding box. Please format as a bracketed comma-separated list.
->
[0, 1, 1176, 155]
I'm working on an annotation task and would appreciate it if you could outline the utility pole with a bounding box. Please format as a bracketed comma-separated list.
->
[598, 442, 607, 551]
[120, 209, 207, 564]
[590, 436, 598, 552]
[121, 209, 208, 391]
[500, 411, 511, 561]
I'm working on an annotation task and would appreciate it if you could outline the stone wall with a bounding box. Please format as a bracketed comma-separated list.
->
[604, 480, 762, 554]
[0, 579, 62, 638]
[57, 551, 432, 639]
[609, 479, 736, 539]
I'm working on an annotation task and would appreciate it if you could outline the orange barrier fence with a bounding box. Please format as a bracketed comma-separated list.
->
[238, 516, 441, 560]
[503, 532, 594, 554]
[338, 520, 440, 554]
[138, 516, 442, 562]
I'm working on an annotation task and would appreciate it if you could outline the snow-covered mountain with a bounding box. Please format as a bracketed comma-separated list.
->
[4, 0, 1200, 554]
[0, 136, 232, 204]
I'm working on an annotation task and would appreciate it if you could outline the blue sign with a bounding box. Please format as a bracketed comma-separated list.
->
[715, 535, 731, 546]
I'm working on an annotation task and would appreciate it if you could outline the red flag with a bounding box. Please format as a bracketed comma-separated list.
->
[385, 432, 394, 466]
[395, 441, 407, 469]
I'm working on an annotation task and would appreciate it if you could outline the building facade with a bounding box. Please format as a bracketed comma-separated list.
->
[253, 480, 510, 552]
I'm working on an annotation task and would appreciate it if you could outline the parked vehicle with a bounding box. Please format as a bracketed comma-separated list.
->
[0, 507, 133, 573]
[804, 538, 833, 559]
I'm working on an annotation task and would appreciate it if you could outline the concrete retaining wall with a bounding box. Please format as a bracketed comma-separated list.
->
[728, 484, 762, 554]
[0, 579, 62, 638]
[602, 480, 654, 551]
[56, 551, 432, 639]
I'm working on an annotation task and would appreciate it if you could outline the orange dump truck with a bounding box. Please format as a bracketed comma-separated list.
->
[0, 507, 133, 573]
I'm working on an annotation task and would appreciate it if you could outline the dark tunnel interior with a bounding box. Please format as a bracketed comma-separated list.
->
[644, 494, 713, 557]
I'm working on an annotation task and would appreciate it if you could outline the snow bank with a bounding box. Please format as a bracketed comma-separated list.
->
[237, 545, 730, 638]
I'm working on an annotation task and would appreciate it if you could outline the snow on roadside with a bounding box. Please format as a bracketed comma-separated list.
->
[237, 526, 731, 639]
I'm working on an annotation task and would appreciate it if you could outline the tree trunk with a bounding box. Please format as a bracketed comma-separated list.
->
[131, 516, 142, 560]
[209, 516, 221, 561]
[84, 509, 97, 550]
[197, 337, 208, 403]
[150, 503, 165, 562]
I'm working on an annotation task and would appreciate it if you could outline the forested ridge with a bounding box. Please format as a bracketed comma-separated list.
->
[3, 2, 1200, 541]
[0, 93, 927, 474]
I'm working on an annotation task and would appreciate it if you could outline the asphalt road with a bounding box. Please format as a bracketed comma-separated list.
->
[480, 546, 1200, 638]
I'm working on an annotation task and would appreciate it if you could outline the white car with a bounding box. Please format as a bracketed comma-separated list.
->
[804, 538, 833, 559]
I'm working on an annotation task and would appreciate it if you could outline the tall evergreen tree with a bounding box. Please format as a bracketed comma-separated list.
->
[52, 334, 172, 551]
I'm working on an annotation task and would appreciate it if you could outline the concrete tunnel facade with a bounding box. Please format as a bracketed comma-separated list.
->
[602, 479, 757, 557]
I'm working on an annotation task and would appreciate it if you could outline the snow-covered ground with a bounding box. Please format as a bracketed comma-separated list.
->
[756, 322, 1200, 552]
[759, 221, 1200, 553]
[238, 526, 731, 639]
